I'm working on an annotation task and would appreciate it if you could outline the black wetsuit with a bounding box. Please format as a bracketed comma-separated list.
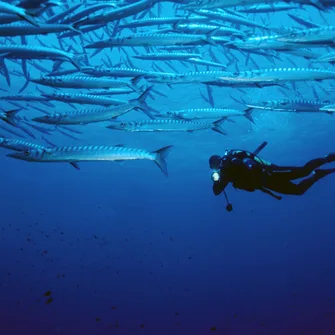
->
[212, 150, 335, 199]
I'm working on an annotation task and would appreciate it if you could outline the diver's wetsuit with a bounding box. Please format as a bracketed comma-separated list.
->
[210, 150, 335, 199]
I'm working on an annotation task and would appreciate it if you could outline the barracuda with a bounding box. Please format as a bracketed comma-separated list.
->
[0, 94, 55, 106]
[33, 104, 140, 125]
[47, 3, 82, 24]
[0, 22, 80, 37]
[31, 75, 140, 92]
[81, 67, 176, 79]
[86, 88, 136, 96]
[85, 32, 216, 49]
[41, 87, 154, 117]
[226, 34, 313, 51]
[0, 44, 81, 70]
[0, 137, 46, 151]
[107, 118, 227, 135]
[61, 3, 117, 24]
[75, 0, 156, 26]
[187, 58, 227, 69]
[274, 26, 335, 46]
[172, 23, 245, 37]
[182, 0, 335, 10]
[216, 67, 335, 84]
[118, 15, 208, 29]
[239, 3, 302, 12]
[132, 52, 202, 61]
[182, 0, 266, 10]
[162, 108, 254, 122]
[41, 92, 130, 106]
[245, 99, 335, 113]
[190, 8, 270, 30]
[0, 1, 39, 26]
[148, 70, 231, 84]
[7, 144, 174, 176]
[311, 51, 335, 63]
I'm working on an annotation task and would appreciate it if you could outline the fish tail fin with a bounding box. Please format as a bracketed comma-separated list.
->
[3, 109, 20, 127]
[152, 145, 173, 176]
[212, 118, 227, 135]
[69, 24, 82, 34]
[0, 57, 10, 87]
[131, 74, 146, 92]
[69, 162, 80, 170]
[18, 71, 30, 94]
[205, 28, 218, 46]
[131, 86, 157, 119]
[69, 56, 82, 71]
[244, 110, 255, 124]
[20, 10, 39, 27]
[137, 86, 152, 105]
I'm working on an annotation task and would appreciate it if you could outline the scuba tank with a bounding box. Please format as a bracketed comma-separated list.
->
[223, 141, 268, 212]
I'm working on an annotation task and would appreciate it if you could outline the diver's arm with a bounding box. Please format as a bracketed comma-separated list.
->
[212, 177, 230, 196]
[259, 187, 282, 200]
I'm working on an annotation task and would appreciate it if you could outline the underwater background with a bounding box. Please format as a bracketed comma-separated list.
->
[0, 1, 335, 335]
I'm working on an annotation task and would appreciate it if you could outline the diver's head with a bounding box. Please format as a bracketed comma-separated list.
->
[209, 155, 222, 170]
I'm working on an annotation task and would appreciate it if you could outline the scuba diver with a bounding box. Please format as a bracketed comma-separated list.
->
[209, 142, 335, 212]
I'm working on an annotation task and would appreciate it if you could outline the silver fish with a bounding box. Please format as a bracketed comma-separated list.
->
[85, 32, 216, 49]
[245, 99, 335, 113]
[240, 3, 302, 13]
[33, 104, 143, 125]
[0, 137, 45, 151]
[163, 108, 253, 121]
[0, 22, 80, 36]
[0, 44, 81, 70]
[190, 8, 270, 30]
[118, 16, 208, 29]
[107, 118, 227, 135]
[76, 0, 156, 26]
[216, 67, 335, 84]
[311, 52, 335, 63]
[0, 1, 39, 26]
[31, 75, 140, 92]
[132, 52, 202, 61]
[274, 26, 335, 46]
[7, 144, 173, 176]
[172, 23, 245, 37]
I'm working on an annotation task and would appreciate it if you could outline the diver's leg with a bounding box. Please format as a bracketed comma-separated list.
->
[264, 178, 306, 195]
[264, 168, 335, 195]
[291, 168, 335, 195]
[271, 154, 335, 180]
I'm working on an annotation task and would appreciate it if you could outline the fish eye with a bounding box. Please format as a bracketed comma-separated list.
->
[24, 151, 30, 156]
[120, 122, 124, 127]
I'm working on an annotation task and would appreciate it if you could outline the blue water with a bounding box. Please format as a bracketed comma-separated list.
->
[1, 1, 335, 335]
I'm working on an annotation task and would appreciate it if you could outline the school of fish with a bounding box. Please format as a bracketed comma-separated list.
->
[1, 0, 335, 176]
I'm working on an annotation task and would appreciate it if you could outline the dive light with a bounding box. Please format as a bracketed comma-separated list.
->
[211, 171, 220, 182]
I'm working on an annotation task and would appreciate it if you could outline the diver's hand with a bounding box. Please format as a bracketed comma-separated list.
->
[212, 182, 223, 196]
